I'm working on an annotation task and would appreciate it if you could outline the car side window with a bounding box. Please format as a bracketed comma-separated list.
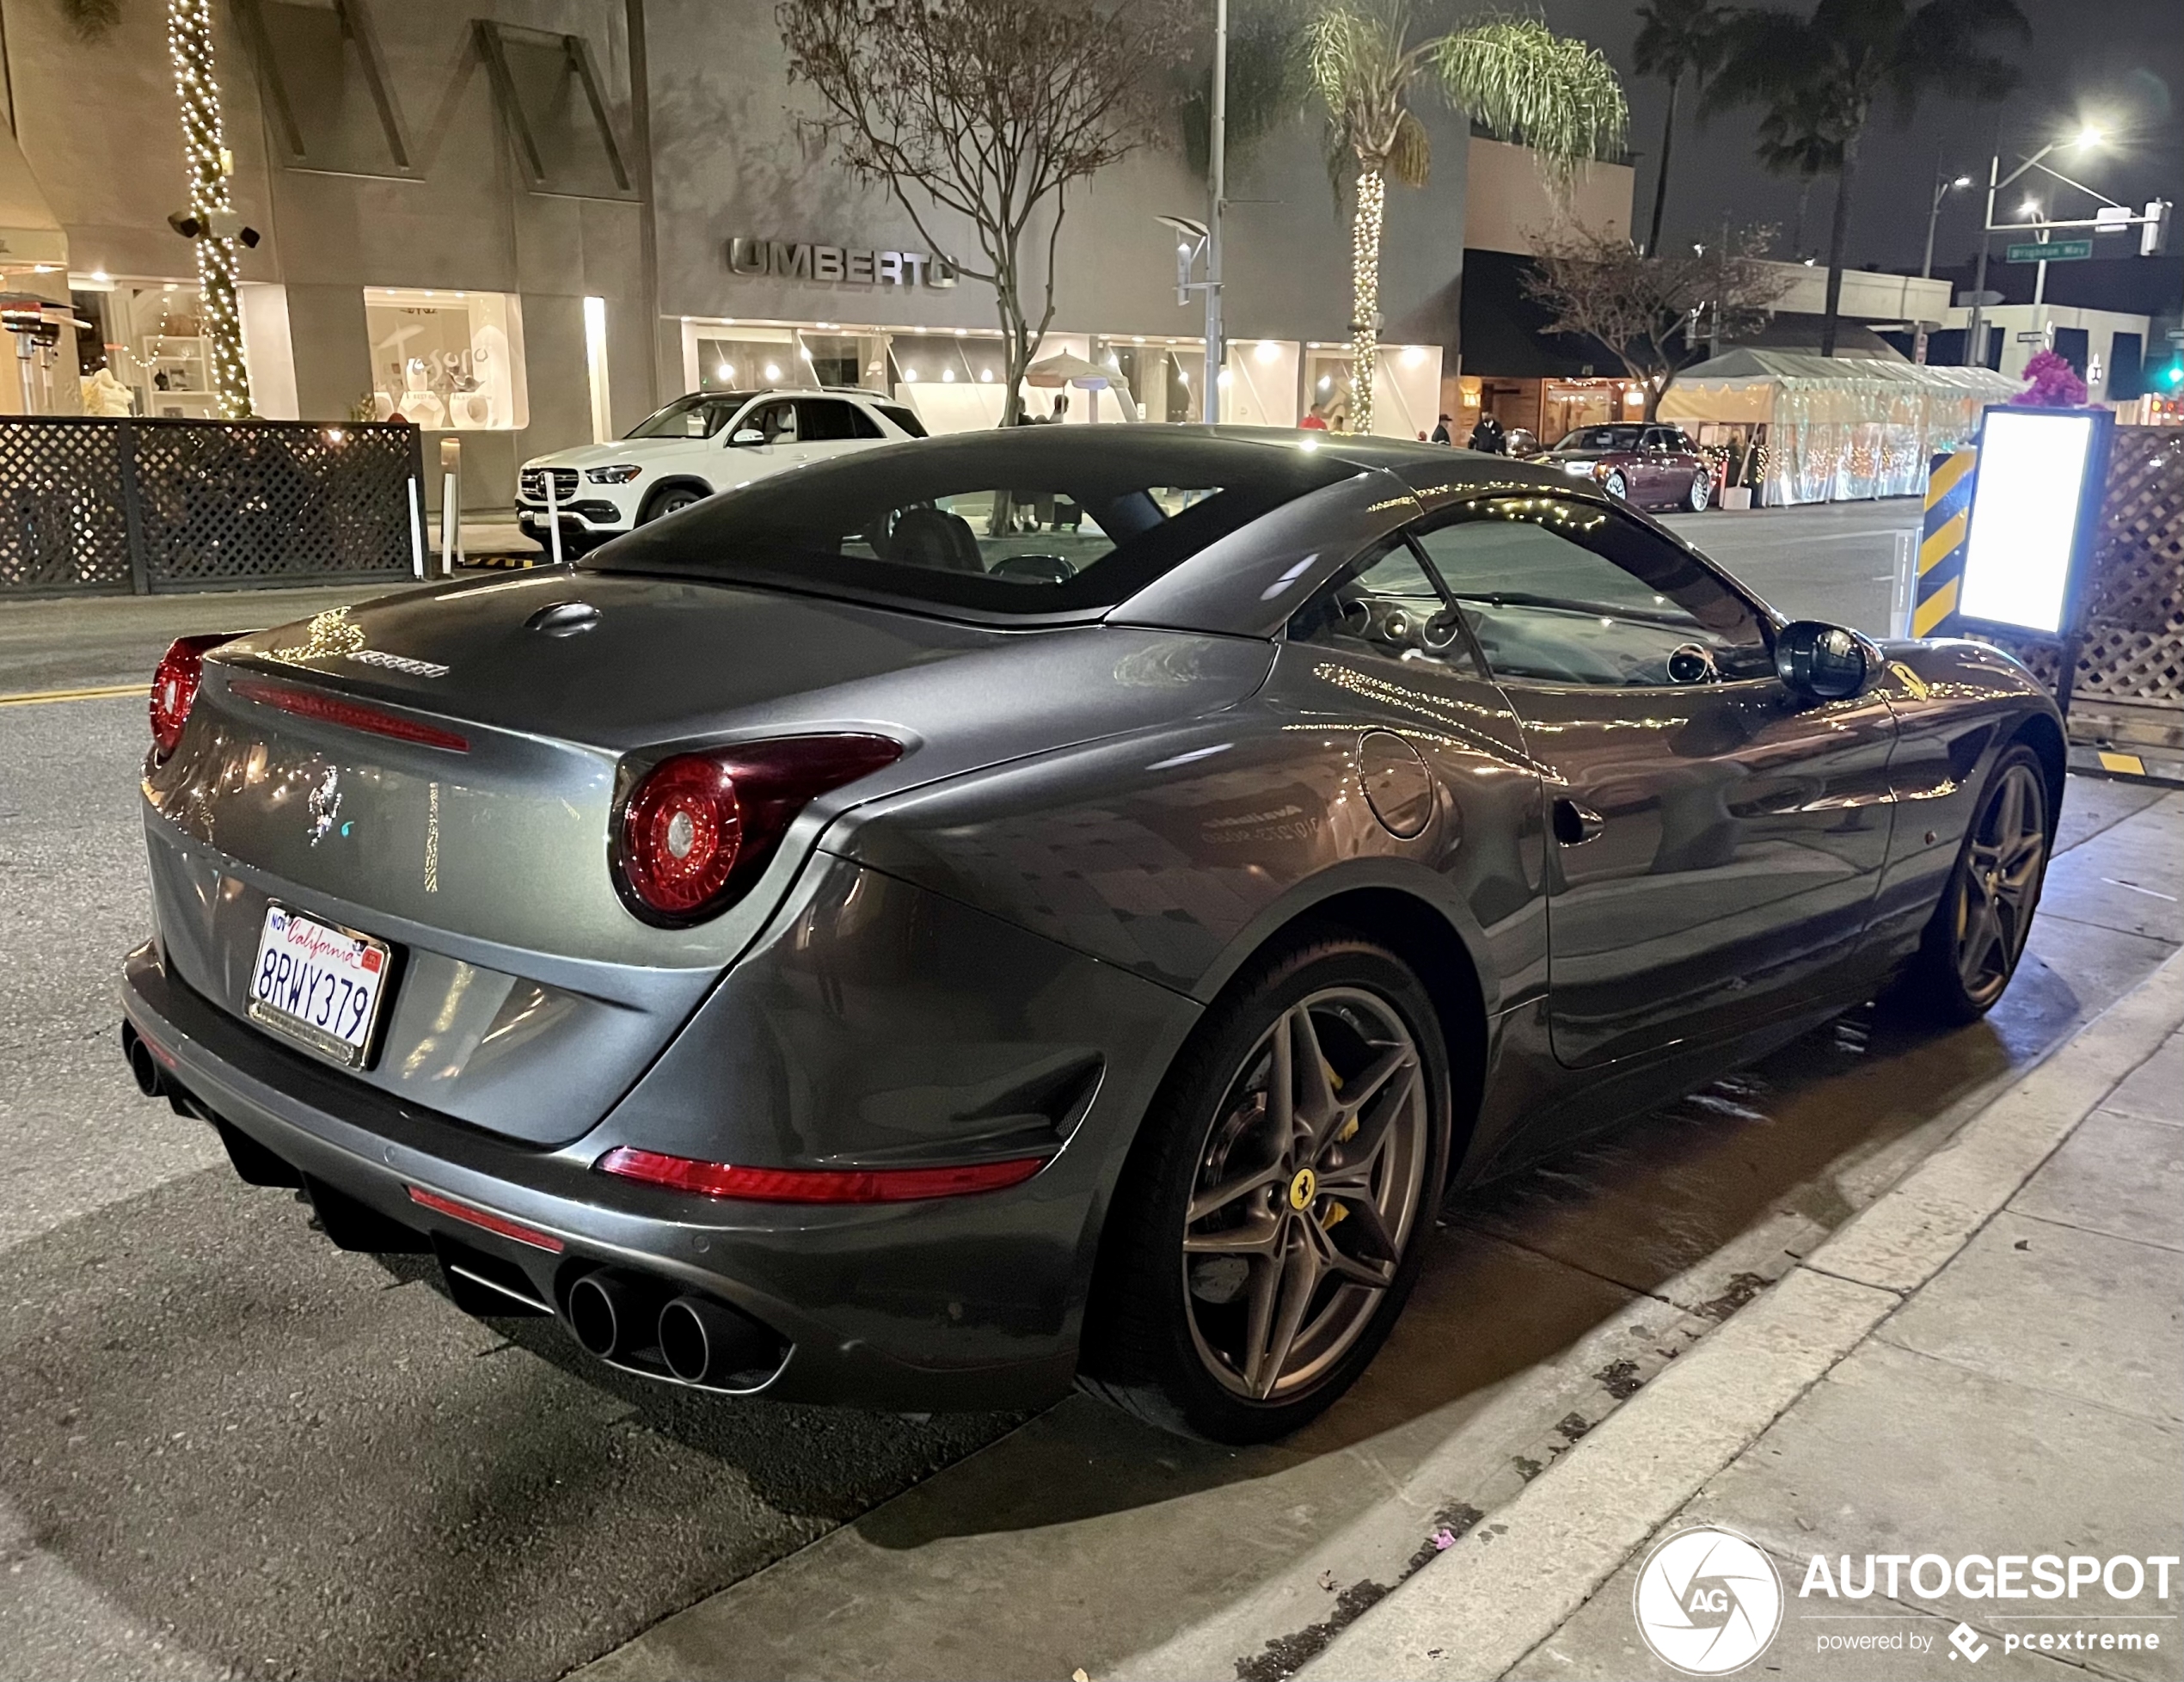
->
[1287, 537, 1484, 676]
[1640, 427, 1672, 452]
[739, 401, 798, 445]
[1410, 497, 1774, 688]
[796, 399, 874, 442]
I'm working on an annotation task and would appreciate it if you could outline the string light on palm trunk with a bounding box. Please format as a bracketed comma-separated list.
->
[168, 0, 253, 419]
[1349, 168, 1383, 434]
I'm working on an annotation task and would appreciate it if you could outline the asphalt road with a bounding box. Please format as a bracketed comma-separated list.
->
[7, 497, 2175, 1682]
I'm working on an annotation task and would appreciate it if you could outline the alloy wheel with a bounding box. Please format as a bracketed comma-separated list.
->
[1180, 987, 1430, 1403]
[1953, 762, 2046, 1007]
[1689, 473, 1710, 512]
[1604, 470, 1629, 500]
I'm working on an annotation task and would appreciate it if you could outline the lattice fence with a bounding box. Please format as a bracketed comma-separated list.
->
[0, 419, 135, 593]
[0, 417, 422, 597]
[1972, 427, 2184, 750]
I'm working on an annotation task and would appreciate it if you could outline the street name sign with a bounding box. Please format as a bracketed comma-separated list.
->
[2005, 239, 2094, 263]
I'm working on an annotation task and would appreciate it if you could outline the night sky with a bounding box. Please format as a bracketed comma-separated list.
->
[1529, 0, 2182, 273]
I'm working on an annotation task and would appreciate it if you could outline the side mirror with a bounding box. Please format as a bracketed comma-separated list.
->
[731, 428, 766, 445]
[1775, 620, 1874, 701]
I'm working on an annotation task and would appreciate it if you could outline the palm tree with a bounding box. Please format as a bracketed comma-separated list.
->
[1706, 0, 2025, 357]
[1753, 83, 1848, 261]
[1632, 0, 1725, 257]
[1308, 3, 1625, 433]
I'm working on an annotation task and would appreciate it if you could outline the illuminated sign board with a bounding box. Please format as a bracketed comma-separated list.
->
[1956, 407, 2113, 638]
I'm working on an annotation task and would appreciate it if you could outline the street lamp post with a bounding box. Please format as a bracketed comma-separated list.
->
[1964, 126, 2146, 373]
[1923, 168, 1972, 280]
[1202, 0, 1227, 422]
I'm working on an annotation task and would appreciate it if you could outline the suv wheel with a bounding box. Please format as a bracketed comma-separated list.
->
[640, 485, 706, 524]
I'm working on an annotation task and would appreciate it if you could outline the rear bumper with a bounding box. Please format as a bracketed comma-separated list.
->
[120, 858, 1200, 1410]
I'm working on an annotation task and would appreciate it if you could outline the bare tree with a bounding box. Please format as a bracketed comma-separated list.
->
[781, 0, 1187, 423]
[1523, 224, 1790, 419]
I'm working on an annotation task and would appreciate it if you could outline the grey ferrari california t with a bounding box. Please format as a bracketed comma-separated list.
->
[120, 426, 2061, 1442]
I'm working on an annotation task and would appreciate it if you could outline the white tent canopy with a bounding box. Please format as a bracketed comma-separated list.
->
[1661, 350, 2019, 505]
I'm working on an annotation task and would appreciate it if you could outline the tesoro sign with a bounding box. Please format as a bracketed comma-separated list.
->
[727, 237, 958, 288]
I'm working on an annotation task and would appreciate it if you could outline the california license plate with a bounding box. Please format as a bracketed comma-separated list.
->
[247, 905, 390, 1067]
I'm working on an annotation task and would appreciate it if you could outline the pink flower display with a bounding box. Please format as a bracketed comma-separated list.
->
[2015, 349, 2089, 408]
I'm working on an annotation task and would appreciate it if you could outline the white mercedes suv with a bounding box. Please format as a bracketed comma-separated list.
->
[517, 387, 927, 554]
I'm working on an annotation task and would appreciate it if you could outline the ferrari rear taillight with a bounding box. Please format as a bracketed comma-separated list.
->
[615, 734, 904, 922]
[149, 635, 233, 757]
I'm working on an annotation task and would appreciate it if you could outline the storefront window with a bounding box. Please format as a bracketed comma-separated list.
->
[77, 283, 220, 419]
[364, 287, 527, 430]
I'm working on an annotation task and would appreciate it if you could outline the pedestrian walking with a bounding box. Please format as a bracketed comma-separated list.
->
[1430, 413, 1453, 445]
[1467, 413, 1506, 453]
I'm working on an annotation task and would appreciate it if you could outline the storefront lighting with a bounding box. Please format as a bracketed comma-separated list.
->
[942, 367, 956, 382]
[1255, 341, 1279, 364]
[92, 269, 110, 283]
[764, 362, 781, 380]
[717, 362, 733, 380]
[903, 368, 919, 382]
[979, 368, 993, 382]
[1217, 368, 1231, 384]
[1401, 347, 1426, 368]
[2020, 199, 2041, 218]
[1317, 374, 1333, 390]
[1132, 335, 1145, 344]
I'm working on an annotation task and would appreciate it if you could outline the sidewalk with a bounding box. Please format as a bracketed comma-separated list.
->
[1304, 949, 2184, 1682]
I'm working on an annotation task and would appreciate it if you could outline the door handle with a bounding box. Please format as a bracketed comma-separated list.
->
[1552, 797, 1604, 845]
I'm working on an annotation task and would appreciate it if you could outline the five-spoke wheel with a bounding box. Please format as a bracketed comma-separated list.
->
[1887, 742, 2052, 1025]
[1079, 936, 1449, 1442]
[1951, 758, 2048, 1010]
[1181, 987, 1431, 1403]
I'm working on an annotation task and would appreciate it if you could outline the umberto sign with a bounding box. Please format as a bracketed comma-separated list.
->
[727, 236, 958, 288]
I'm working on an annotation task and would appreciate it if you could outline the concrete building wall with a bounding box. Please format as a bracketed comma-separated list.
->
[1461, 138, 1632, 256]
[641, 0, 1469, 355]
[7, 0, 647, 503]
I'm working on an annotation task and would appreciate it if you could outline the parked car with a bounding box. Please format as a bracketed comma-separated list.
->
[515, 387, 926, 554]
[123, 427, 2060, 1444]
[1541, 422, 1714, 512]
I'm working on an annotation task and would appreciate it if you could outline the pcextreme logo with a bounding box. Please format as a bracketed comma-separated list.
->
[1633, 1525, 1785, 1675]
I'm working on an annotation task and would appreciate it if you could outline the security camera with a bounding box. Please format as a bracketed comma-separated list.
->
[167, 211, 203, 239]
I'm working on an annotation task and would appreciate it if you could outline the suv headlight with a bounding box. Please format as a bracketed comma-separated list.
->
[586, 464, 643, 484]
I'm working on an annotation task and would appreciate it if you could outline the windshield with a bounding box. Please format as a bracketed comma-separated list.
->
[626, 392, 758, 440]
[1549, 426, 1644, 455]
[583, 430, 1352, 618]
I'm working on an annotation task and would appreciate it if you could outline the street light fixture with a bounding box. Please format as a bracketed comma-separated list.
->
[1923, 169, 1974, 279]
[1965, 125, 2136, 367]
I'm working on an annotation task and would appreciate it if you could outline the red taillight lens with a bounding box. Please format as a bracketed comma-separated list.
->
[595, 1145, 1047, 1203]
[615, 734, 904, 921]
[149, 634, 232, 756]
[621, 754, 744, 913]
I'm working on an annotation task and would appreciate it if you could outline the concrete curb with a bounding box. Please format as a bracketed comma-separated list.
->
[1298, 947, 2184, 1682]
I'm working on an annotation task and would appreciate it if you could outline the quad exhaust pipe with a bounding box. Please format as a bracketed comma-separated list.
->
[565, 1268, 782, 1389]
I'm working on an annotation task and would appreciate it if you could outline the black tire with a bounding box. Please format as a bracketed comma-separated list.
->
[640, 485, 707, 524]
[1884, 742, 2052, 1026]
[1077, 933, 1452, 1443]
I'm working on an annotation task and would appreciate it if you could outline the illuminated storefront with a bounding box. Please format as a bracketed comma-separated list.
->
[675, 314, 1440, 437]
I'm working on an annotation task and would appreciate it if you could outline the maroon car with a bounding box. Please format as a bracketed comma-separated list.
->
[1538, 423, 1714, 512]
